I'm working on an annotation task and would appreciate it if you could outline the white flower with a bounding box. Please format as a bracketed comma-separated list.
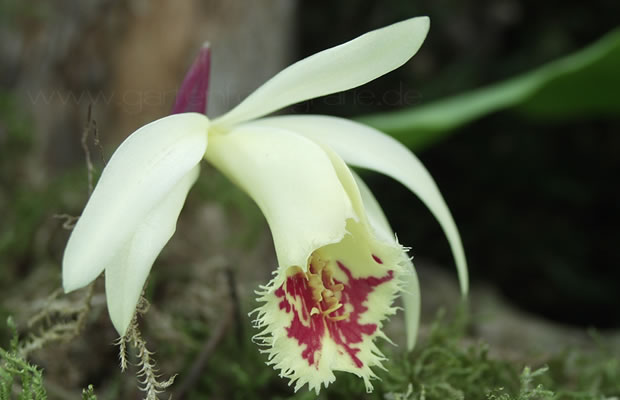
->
[62, 16, 467, 392]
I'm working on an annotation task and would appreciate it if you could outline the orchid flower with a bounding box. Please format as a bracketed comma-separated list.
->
[62, 16, 468, 393]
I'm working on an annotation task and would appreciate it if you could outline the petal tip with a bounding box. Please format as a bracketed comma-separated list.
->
[405, 15, 430, 41]
[172, 44, 211, 115]
[61, 254, 96, 294]
[61, 278, 78, 294]
[111, 314, 131, 338]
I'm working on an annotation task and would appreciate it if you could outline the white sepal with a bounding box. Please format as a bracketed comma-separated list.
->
[213, 17, 429, 128]
[62, 113, 209, 292]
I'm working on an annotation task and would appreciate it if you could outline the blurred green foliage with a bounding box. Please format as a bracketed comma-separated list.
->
[0, 92, 89, 290]
[358, 28, 620, 150]
[0, 91, 36, 282]
[0, 0, 49, 25]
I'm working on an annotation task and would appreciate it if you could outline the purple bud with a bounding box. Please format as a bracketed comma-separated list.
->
[172, 42, 211, 115]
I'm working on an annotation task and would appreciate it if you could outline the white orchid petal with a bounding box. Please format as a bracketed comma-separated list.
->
[105, 165, 200, 335]
[401, 265, 421, 350]
[250, 115, 468, 295]
[351, 172, 393, 243]
[213, 17, 429, 128]
[205, 126, 355, 274]
[353, 173, 420, 350]
[63, 113, 209, 292]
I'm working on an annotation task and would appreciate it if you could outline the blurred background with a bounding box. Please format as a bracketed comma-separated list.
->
[296, 1, 620, 330]
[1, 0, 619, 398]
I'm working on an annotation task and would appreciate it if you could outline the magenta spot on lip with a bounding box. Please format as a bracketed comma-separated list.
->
[372, 254, 383, 264]
[172, 42, 211, 115]
[275, 262, 393, 369]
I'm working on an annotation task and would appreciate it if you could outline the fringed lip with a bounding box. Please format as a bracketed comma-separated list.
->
[251, 218, 411, 393]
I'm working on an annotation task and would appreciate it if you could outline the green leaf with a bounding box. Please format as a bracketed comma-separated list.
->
[357, 28, 620, 150]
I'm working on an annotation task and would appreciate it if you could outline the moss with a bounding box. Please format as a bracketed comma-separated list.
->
[1, 307, 619, 399]
[175, 310, 620, 399]
[81, 385, 97, 400]
[0, 318, 47, 400]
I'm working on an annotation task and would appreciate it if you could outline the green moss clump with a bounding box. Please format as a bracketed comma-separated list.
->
[80, 385, 97, 400]
[1, 306, 619, 399]
[180, 309, 620, 399]
[0, 317, 47, 400]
